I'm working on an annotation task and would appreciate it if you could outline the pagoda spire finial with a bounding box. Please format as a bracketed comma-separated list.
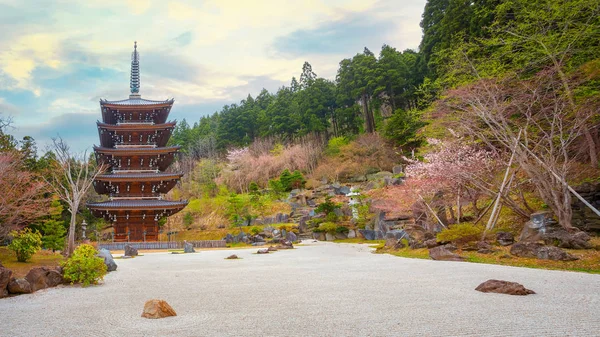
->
[130, 41, 140, 98]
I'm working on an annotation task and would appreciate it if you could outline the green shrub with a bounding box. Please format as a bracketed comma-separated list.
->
[335, 226, 349, 234]
[8, 228, 42, 262]
[436, 223, 483, 246]
[315, 196, 341, 215]
[314, 222, 338, 234]
[325, 136, 350, 156]
[62, 244, 107, 287]
[183, 212, 194, 229]
[325, 211, 339, 223]
[250, 226, 261, 235]
[248, 182, 260, 194]
[277, 224, 298, 234]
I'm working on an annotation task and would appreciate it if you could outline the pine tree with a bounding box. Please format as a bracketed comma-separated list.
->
[41, 198, 67, 251]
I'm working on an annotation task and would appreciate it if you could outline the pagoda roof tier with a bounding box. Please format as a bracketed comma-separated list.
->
[95, 172, 183, 182]
[93, 146, 180, 156]
[100, 104, 172, 125]
[94, 146, 179, 172]
[100, 97, 174, 107]
[97, 121, 176, 130]
[97, 122, 175, 148]
[87, 199, 188, 210]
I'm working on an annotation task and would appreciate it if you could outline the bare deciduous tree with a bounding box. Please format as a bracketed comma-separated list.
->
[45, 137, 105, 255]
[447, 68, 595, 229]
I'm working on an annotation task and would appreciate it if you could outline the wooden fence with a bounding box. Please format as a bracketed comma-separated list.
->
[98, 240, 226, 251]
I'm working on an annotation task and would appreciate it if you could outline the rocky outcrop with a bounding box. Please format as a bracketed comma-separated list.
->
[572, 182, 600, 231]
[97, 249, 118, 272]
[0, 266, 12, 298]
[8, 278, 32, 294]
[475, 279, 535, 295]
[141, 299, 177, 319]
[510, 242, 578, 261]
[429, 245, 465, 262]
[124, 245, 138, 257]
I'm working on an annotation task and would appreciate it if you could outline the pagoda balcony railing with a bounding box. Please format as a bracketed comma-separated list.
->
[110, 196, 163, 200]
[111, 169, 160, 173]
[117, 121, 155, 125]
[114, 144, 157, 148]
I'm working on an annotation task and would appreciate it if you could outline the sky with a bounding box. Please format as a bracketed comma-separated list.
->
[0, 0, 427, 153]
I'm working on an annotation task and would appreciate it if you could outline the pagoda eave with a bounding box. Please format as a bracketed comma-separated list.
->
[87, 199, 188, 211]
[93, 145, 180, 156]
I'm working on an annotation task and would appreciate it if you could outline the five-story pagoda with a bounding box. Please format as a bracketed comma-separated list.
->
[87, 42, 187, 242]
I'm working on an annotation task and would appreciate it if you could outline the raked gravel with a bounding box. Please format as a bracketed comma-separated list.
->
[1, 241, 599, 337]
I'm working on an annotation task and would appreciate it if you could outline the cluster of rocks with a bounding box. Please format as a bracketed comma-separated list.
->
[257, 240, 294, 254]
[1, 263, 65, 298]
[224, 227, 298, 246]
[312, 229, 357, 241]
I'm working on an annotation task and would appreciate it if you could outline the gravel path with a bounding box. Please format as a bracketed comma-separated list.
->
[1, 241, 599, 336]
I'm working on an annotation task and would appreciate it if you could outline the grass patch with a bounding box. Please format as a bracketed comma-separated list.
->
[0, 247, 64, 278]
[376, 239, 600, 274]
[334, 238, 386, 248]
[378, 247, 431, 260]
[461, 245, 600, 274]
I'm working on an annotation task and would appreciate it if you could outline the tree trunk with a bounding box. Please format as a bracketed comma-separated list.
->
[67, 201, 79, 256]
[361, 93, 374, 133]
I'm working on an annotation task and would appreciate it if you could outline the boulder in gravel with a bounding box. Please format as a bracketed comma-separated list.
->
[225, 254, 239, 259]
[510, 242, 578, 261]
[429, 246, 465, 262]
[97, 249, 118, 272]
[141, 299, 177, 319]
[184, 242, 195, 253]
[257, 248, 269, 254]
[0, 266, 12, 298]
[8, 278, 31, 294]
[496, 232, 514, 246]
[124, 245, 138, 257]
[25, 267, 64, 292]
[267, 246, 278, 252]
[475, 279, 535, 295]
[277, 240, 294, 249]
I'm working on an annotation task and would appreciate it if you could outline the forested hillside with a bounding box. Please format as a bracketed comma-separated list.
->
[165, 0, 600, 236]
